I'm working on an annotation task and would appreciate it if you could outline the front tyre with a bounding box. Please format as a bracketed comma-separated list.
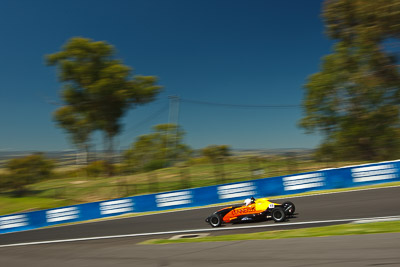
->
[271, 207, 286, 222]
[282, 201, 295, 216]
[208, 214, 222, 227]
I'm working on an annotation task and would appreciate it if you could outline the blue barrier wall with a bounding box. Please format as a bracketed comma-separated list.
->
[1, 160, 399, 234]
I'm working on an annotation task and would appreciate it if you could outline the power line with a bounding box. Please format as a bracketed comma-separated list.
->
[120, 96, 300, 146]
[121, 103, 169, 144]
[180, 98, 301, 109]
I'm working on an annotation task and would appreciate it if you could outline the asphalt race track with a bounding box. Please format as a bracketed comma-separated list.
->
[1, 233, 399, 267]
[0, 186, 400, 266]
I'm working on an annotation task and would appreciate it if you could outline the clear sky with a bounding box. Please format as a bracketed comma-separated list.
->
[0, 0, 333, 152]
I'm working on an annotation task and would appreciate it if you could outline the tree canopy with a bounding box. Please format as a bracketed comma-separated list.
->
[300, 0, 400, 161]
[47, 37, 162, 166]
[1, 153, 55, 195]
[123, 124, 191, 172]
[201, 145, 231, 163]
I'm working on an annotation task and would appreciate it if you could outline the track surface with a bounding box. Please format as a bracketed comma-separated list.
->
[1, 233, 399, 266]
[1, 186, 399, 246]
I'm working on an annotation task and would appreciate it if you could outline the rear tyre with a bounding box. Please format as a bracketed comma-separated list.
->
[271, 207, 286, 222]
[282, 201, 295, 216]
[209, 214, 222, 227]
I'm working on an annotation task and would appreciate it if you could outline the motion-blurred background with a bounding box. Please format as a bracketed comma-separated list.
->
[0, 0, 399, 215]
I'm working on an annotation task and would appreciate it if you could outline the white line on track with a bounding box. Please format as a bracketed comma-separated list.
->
[1, 215, 399, 248]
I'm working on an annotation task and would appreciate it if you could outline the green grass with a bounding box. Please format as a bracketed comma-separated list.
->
[141, 220, 400, 245]
[0, 196, 73, 215]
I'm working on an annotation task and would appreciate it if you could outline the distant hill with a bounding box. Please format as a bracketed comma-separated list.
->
[231, 148, 314, 156]
[0, 148, 314, 167]
[0, 151, 79, 168]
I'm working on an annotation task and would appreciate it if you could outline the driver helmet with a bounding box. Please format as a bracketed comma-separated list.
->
[250, 197, 255, 203]
[244, 198, 252, 206]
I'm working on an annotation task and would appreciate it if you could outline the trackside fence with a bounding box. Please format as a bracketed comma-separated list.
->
[1, 160, 399, 234]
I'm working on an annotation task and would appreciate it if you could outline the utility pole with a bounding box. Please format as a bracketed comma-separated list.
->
[167, 95, 180, 165]
[168, 95, 180, 127]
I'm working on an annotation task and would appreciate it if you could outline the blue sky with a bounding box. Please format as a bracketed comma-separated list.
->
[0, 0, 332, 152]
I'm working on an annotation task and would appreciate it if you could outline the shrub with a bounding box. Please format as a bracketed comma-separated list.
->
[5, 153, 55, 195]
[143, 160, 167, 172]
[85, 160, 114, 177]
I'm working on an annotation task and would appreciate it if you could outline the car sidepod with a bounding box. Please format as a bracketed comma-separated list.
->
[205, 206, 238, 227]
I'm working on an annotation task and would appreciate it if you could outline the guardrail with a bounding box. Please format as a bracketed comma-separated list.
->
[1, 160, 399, 234]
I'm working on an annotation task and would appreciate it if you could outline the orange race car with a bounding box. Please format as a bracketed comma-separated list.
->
[205, 197, 296, 227]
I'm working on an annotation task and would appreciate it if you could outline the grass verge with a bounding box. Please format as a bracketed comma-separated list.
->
[141, 221, 400, 245]
[0, 196, 72, 215]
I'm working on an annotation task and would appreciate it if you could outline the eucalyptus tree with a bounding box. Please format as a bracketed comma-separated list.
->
[123, 123, 191, 172]
[47, 37, 162, 170]
[202, 145, 231, 182]
[53, 106, 92, 165]
[3, 153, 54, 195]
[300, 0, 400, 160]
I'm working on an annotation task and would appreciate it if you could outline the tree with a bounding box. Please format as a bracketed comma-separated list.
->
[53, 105, 92, 165]
[151, 124, 192, 162]
[300, 0, 400, 161]
[201, 145, 231, 162]
[123, 123, 191, 172]
[201, 145, 231, 182]
[124, 134, 159, 172]
[47, 37, 162, 171]
[2, 153, 55, 195]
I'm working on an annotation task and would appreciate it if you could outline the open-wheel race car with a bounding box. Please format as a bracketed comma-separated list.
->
[205, 197, 296, 227]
